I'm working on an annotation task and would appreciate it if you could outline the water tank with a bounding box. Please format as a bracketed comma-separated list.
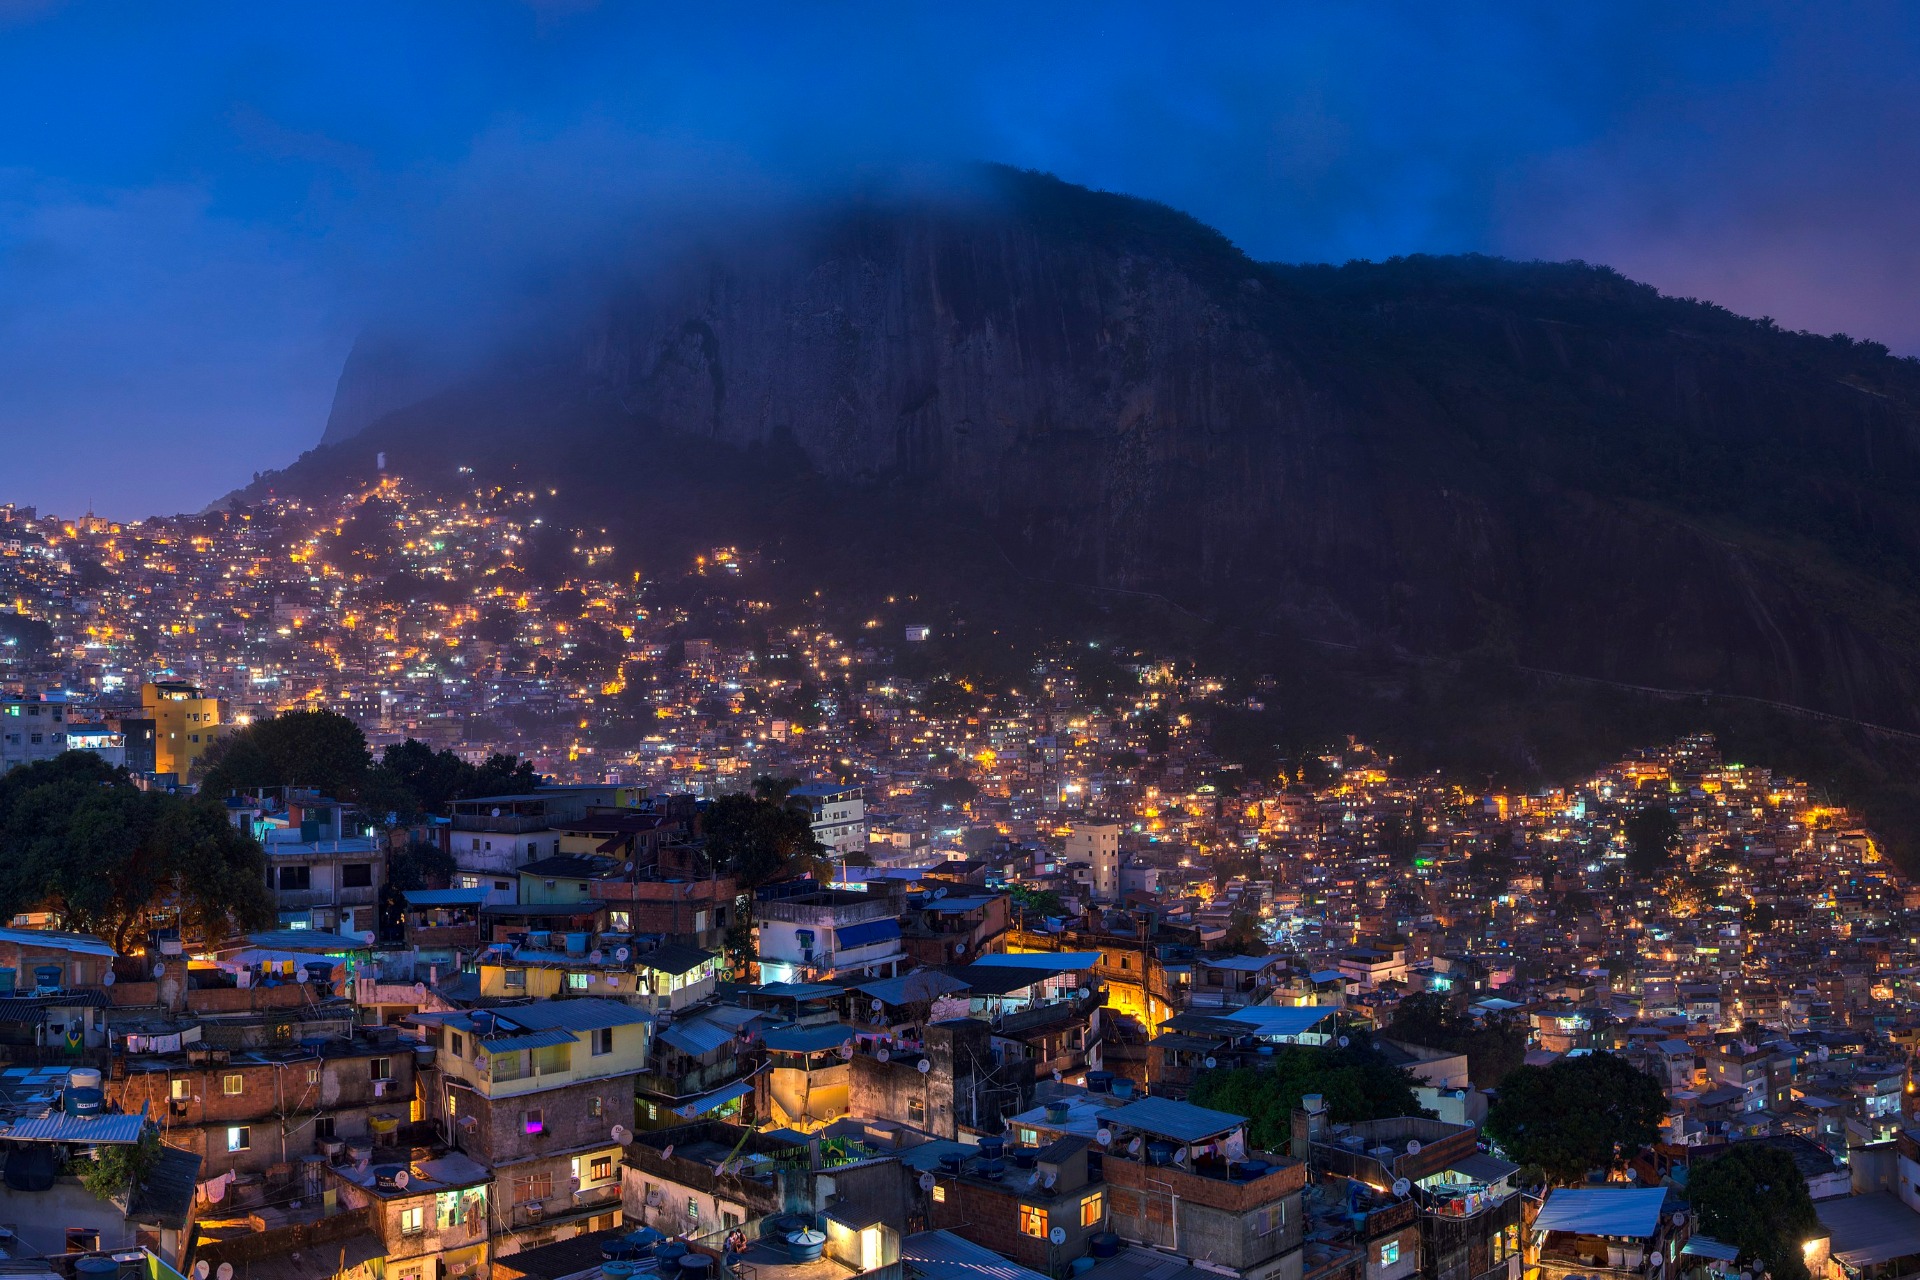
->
[601, 1265, 636, 1280]
[655, 1242, 690, 1267]
[305, 960, 336, 983]
[413, 1043, 437, 1068]
[32, 965, 61, 990]
[1044, 1101, 1071, 1123]
[566, 932, 590, 955]
[1072, 1259, 1098, 1275]
[65, 1087, 105, 1117]
[1086, 1070, 1113, 1094]
[1012, 1149, 1037, 1169]
[0, 969, 16, 996]
[1090, 1232, 1121, 1258]
[68, 1068, 103, 1091]
[785, 1230, 826, 1264]
[1240, 1159, 1271, 1179]
[529, 931, 553, 950]
[1147, 1141, 1177, 1167]
[74, 1258, 117, 1280]
[679, 1255, 714, 1280]
[977, 1135, 1006, 1160]
[1111, 1078, 1136, 1099]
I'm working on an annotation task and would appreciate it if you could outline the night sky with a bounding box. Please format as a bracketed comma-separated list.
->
[6, 2, 1920, 516]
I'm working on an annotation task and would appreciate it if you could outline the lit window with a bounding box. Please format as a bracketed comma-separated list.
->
[1081, 1192, 1103, 1227]
[591, 1155, 614, 1180]
[223, 1073, 244, 1096]
[170, 1079, 189, 1101]
[1381, 1241, 1400, 1266]
[400, 1206, 424, 1235]
[568, 972, 590, 991]
[590, 1096, 603, 1118]
[524, 1108, 544, 1134]
[932, 1185, 946, 1203]
[1020, 1205, 1048, 1238]
[227, 1126, 250, 1152]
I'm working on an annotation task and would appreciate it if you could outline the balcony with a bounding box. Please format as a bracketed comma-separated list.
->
[760, 892, 898, 928]
[275, 886, 379, 909]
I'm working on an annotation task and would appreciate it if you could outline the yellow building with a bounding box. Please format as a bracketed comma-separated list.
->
[141, 680, 224, 783]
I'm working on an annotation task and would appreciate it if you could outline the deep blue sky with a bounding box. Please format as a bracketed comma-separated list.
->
[6, 2, 1920, 517]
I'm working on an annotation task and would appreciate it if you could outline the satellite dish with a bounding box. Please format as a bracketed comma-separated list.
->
[1049, 1227, 1067, 1246]
[839, 1043, 856, 1060]
[1204, 1056, 1217, 1069]
[1096, 1129, 1113, 1146]
[1129, 1137, 1142, 1154]
[1337, 1035, 1351, 1048]
[362, 931, 376, 945]
[615, 946, 631, 962]
[490, 808, 501, 818]
[474, 1053, 489, 1071]
[919, 1172, 936, 1191]
[1406, 1140, 1422, 1155]
[1672, 1212, 1688, 1227]
[1392, 1178, 1411, 1197]
[878, 1048, 892, 1063]
[394, 1170, 410, 1189]
[613, 1125, 632, 1143]
[152, 963, 166, 978]
[662, 1144, 675, 1160]
[917, 1058, 932, 1074]
[872, 998, 885, 1013]
[1052, 1069, 1063, 1082]
[954, 941, 967, 956]
[194, 1264, 210, 1280]
[103, 971, 115, 987]
[218, 1266, 234, 1280]
[1648, 1255, 1662, 1271]
[590, 950, 604, 964]
[413, 983, 427, 998]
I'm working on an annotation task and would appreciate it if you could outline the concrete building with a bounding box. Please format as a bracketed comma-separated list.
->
[1067, 824, 1122, 902]
[0, 693, 68, 772]
[792, 782, 868, 857]
[141, 679, 223, 784]
[758, 889, 905, 984]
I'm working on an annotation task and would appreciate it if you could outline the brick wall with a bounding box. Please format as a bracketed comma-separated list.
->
[457, 1075, 634, 1167]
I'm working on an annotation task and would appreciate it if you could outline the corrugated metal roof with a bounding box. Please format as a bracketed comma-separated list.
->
[899, 1229, 1051, 1280]
[673, 1078, 755, 1119]
[659, 1017, 735, 1058]
[476, 1029, 579, 1053]
[1533, 1188, 1669, 1240]
[0, 1108, 150, 1145]
[463, 997, 649, 1034]
[634, 944, 715, 976]
[855, 971, 970, 1006]
[834, 918, 902, 949]
[1102, 1097, 1247, 1144]
[0, 927, 117, 958]
[1220, 1005, 1340, 1038]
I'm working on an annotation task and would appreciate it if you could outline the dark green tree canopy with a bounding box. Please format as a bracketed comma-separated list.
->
[197, 708, 372, 800]
[702, 782, 827, 890]
[1190, 1040, 1430, 1151]
[1385, 991, 1529, 1088]
[1687, 1143, 1821, 1280]
[0, 752, 273, 950]
[1484, 1051, 1666, 1185]
[1625, 806, 1682, 878]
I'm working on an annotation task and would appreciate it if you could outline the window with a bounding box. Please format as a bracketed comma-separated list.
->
[590, 1096, 603, 1118]
[591, 1155, 614, 1181]
[908, 1098, 925, 1125]
[278, 865, 311, 891]
[1019, 1205, 1048, 1238]
[504, 969, 527, 990]
[568, 972, 590, 990]
[448, 1031, 464, 1058]
[1018, 1127, 1039, 1146]
[316, 1116, 336, 1140]
[65, 1229, 100, 1253]
[932, 1185, 946, 1203]
[400, 1206, 424, 1235]
[1081, 1192, 1104, 1227]
[592, 1027, 613, 1056]
[170, 1079, 190, 1101]
[688, 1196, 700, 1225]
[342, 863, 373, 888]
[494, 880, 509, 891]
[307, 1067, 321, 1084]
[223, 1073, 244, 1096]
[227, 1126, 250, 1152]
[371, 1057, 392, 1082]
[1380, 1241, 1400, 1266]
[514, 1172, 553, 1204]
[523, 1108, 544, 1135]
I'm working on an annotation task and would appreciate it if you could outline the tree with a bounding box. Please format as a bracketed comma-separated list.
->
[197, 708, 372, 800]
[379, 839, 458, 941]
[1217, 907, 1269, 957]
[72, 1126, 162, 1203]
[702, 783, 827, 977]
[1687, 1144, 1821, 1280]
[1484, 1052, 1666, 1185]
[1624, 806, 1681, 878]
[1009, 885, 1065, 922]
[1385, 992, 1529, 1088]
[1190, 1040, 1430, 1150]
[0, 753, 273, 951]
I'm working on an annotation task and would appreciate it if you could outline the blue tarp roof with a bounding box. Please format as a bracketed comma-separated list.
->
[763, 1023, 854, 1053]
[835, 918, 902, 949]
[674, 1078, 756, 1119]
[1220, 1005, 1340, 1038]
[972, 952, 1100, 973]
[402, 888, 492, 907]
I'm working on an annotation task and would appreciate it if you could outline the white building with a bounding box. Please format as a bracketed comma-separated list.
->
[791, 782, 867, 857]
[1066, 823, 1121, 901]
[757, 889, 903, 984]
[0, 694, 68, 772]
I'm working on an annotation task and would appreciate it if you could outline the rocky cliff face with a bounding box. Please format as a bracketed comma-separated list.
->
[304, 168, 1920, 729]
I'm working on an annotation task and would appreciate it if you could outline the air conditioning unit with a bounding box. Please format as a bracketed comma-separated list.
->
[525, 1202, 544, 1220]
